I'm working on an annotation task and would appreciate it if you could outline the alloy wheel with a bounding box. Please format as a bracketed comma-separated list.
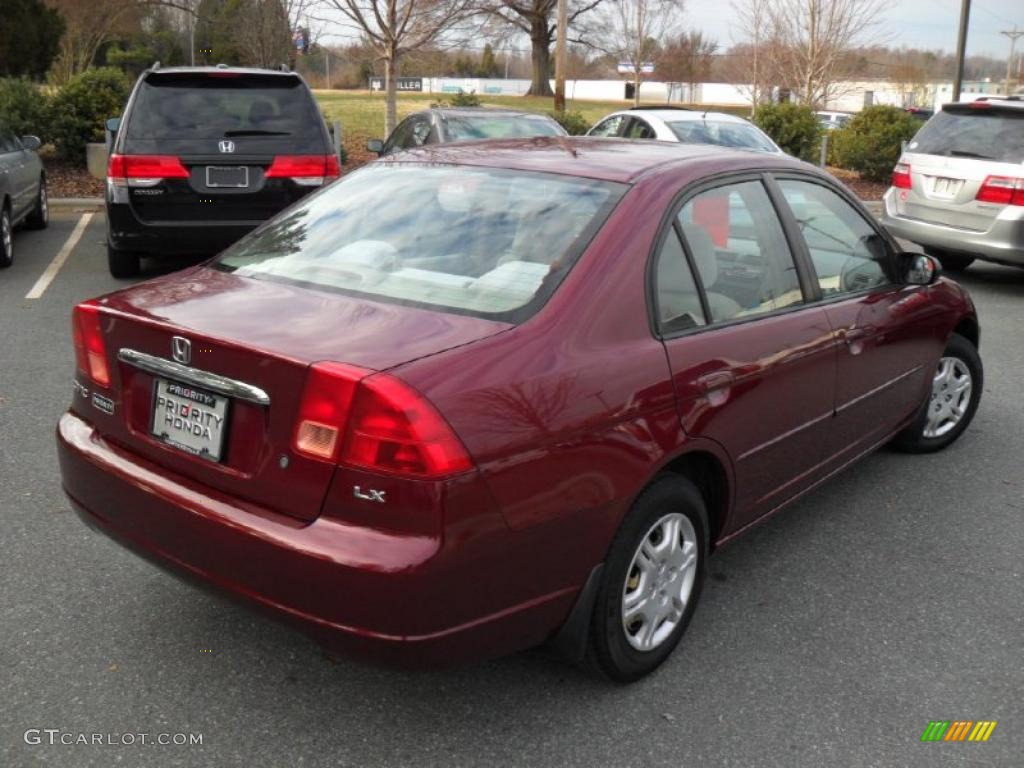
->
[925, 356, 972, 438]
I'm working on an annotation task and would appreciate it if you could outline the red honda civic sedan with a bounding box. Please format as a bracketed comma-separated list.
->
[57, 139, 982, 681]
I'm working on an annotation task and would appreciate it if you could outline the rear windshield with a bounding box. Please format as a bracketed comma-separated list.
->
[442, 114, 565, 142]
[666, 120, 777, 152]
[126, 73, 322, 141]
[908, 107, 1024, 163]
[215, 165, 625, 322]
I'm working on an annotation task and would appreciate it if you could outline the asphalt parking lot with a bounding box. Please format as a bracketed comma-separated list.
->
[1, 209, 1022, 768]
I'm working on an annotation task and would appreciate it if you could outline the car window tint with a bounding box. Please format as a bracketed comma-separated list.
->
[624, 118, 655, 139]
[126, 74, 321, 143]
[777, 179, 891, 296]
[654, 228, 706, 332]
[909, 108, 1024, 163]
[677, 181, 803, 322]
[385, 118, 415, 152]
[409, 118, 432, 146]
[666, 120, 777, 152]
[443, 114, 564, 141]
[590, 116, 624, 137]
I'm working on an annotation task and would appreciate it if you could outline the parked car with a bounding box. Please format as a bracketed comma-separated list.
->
[587, 107, 783, 154]
[367, 107, 567, 156]
[904, 107, 933, 122]
[105, 64, 339, 278]
[0, 123, 48, 267]
[58, 138, 982, 681]
[816, 110, 853, 131]
[881, 98, 1024, 271]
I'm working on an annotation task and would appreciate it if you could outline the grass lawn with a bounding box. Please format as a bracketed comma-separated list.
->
[313, 90, 750, 170]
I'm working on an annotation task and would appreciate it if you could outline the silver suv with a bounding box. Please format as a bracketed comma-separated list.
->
[880, 98, 1024, 271]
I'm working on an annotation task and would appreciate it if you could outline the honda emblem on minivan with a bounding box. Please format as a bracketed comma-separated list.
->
[218, 140, 235, 153]
[171, 336, 192, 365]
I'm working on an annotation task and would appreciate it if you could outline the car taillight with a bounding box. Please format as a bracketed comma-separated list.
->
[976, 175, 1024, 205]
[265, 155, 340, 185]
[293, 362, 473, 478]
[891, 162, 912, 189]
[72, 302, 110, 387]
[107, 154, 189, 187]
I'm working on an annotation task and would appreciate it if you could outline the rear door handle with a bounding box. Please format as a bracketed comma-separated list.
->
[696, 371, 735, 392]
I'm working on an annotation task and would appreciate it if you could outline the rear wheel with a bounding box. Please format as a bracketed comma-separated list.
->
[587, 475, 707, 682]
[0, 207, 12, 268]
[25, 176, 48, 229]
[926, 248, 974, 272]
[107, 244, 140, 278]
[891, 333, 982, 453]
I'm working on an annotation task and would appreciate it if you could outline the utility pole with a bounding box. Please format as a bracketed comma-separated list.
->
[325, 49, 331, 89]
[554, 0, 568, 113]
[1001, 26, 1023, 96]
[952, 0, 971, 102]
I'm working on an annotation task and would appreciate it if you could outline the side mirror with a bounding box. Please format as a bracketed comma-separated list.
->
[366, 138, 384, 155]
[904, 253, 941, 285]
[20, 135, 41, 151]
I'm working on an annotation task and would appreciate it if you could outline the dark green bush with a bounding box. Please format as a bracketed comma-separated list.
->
[449, 89, 481, 107]
[0, 77, 50, 139]
[829, 105, 920, 182]
[48, 67, 131, 162]
[549, 109, 590, 136]
[753, 102, 821, 161]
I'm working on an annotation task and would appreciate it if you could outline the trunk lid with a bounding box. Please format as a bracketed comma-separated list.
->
[90, 267, 511, 522]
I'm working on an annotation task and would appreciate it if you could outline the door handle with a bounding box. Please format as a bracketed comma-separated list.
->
[696, 371, 735, 393]
[841, 327, 868, 344]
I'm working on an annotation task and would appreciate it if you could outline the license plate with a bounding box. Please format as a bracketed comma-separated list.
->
[930, 177, 963, 196]
[206, 165, 249, 188]
[150, 378, 229, 462]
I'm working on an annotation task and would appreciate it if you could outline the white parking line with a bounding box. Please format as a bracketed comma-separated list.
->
[24, 212, 94, 300]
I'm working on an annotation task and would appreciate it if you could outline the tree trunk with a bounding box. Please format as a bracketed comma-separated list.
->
[384, 51, 398, 137]
[526, 17, 553, 97]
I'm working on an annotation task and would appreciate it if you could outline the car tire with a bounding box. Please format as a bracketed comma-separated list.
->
[0, 206, 12, 268]
[25, 176, 49, 229]
[891, 333, 982, 453]
[107, 244, 140, 278]
[926, 249, 974, 272]
[587, 475, 708, 682]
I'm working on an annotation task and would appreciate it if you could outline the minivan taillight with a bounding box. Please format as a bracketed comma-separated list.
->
[293, 362, 473, 478]
[72, 302, 110, 388]
[891, 162, 912, 189]
[265, 155, 341, 185]
[976, 175, 1024, 205]
[107, 154, 189, 187]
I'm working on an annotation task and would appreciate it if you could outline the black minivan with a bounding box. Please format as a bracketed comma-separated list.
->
[106, 65, 338, 277]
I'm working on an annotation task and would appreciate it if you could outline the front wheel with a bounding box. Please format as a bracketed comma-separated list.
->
[25, 176, 48, 229]
[0, 207, 12, 268]
[587, 476, 707, 682]
[891, 333, 982, 453]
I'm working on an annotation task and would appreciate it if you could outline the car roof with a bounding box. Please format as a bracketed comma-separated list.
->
[145, 66, 299, 78]
[618, 109, 751, 124]
[379, 136, 810, 184]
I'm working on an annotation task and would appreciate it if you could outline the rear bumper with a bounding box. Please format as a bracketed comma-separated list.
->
[57, 411, 577, 667]
[106, 202, 256, 257]
[881, 188, 1024, 266]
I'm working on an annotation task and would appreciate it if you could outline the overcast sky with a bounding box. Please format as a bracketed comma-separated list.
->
[686, 0, 1023, 57]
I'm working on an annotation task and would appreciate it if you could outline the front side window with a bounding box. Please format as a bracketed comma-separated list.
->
[677, 181, 804, 322]
[216, 165, 625, 321]
[777, 179, 891, 296]
[590, 116, 624, 137]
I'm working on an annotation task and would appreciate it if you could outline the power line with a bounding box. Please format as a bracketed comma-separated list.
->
[1001, 25, 1024, 93]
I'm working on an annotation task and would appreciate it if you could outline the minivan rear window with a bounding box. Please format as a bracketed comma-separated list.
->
[126, 73, 322, 142]
[908, 107, 1024, 163]
[215, 165, 625, 322]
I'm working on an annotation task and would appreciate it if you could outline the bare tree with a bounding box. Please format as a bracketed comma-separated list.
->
[767, 0, 886, 108]
[656, 30, 716, 103]
[584, 0, 684, 106]
[479, 0, 604, 97]
[318, 0, 476, 134]
[731, 0, 778, 114]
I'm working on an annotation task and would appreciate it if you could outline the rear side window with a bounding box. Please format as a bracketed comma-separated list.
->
[654, 229, 706, 332]
[215, 166, 625, 322]
[126, 73, 322, 143]
[590, 116, 624, 137]
[909, 108, 1024, 163]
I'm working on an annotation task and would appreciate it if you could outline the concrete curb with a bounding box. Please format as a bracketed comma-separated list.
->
[51, 197, 103, 210]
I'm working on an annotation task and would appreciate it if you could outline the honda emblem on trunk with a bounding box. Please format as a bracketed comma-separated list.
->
[171, 336, 192, 365]
[218, 139, 235, 153]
